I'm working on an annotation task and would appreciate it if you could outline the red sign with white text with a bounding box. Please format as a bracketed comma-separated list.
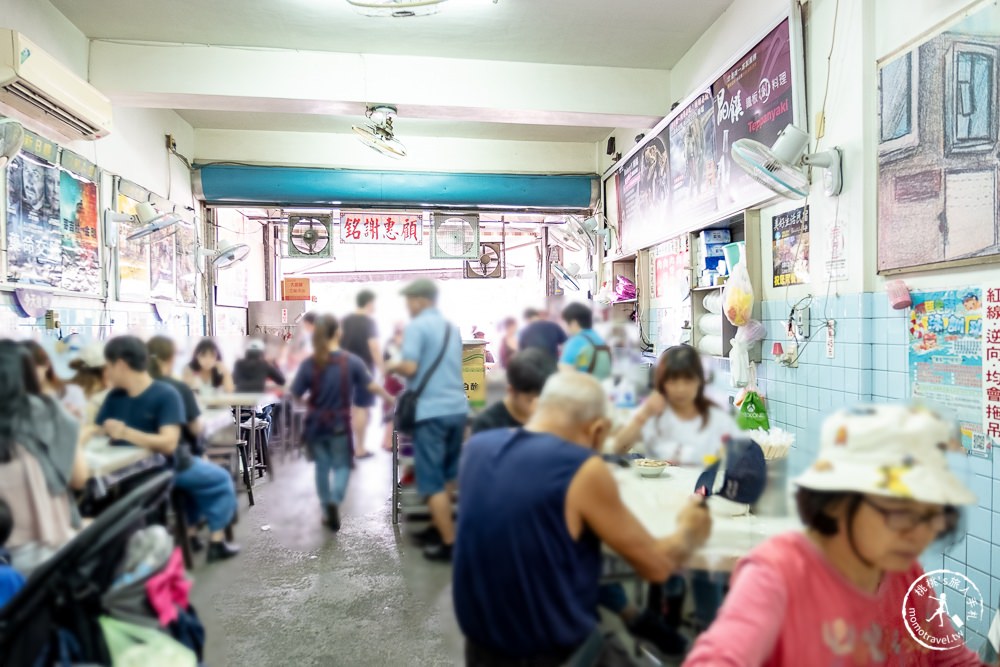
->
[339, 212, 423, 245]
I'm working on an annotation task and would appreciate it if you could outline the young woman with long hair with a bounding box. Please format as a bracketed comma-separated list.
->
[182, 338, 235, 394]
[22, 340, 87, 422]
[290, 315, 394, 531]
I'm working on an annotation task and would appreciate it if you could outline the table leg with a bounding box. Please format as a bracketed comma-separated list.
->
[392, 430, 399, 525]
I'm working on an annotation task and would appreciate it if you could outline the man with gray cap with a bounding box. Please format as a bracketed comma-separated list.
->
[386, 279, 467, 562]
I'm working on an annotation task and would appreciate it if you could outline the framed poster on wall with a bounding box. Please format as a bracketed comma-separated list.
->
[877, 2, 1000, 274]
[176, 211, 198, 305]
[148, 194, 176, 302]
[115, 178, 151, 302]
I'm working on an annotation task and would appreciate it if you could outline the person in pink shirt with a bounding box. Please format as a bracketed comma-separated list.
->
[684, 405, 994, 667]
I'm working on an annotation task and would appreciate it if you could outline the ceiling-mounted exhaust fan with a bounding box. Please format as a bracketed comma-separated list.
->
[352, 105, 407, 159]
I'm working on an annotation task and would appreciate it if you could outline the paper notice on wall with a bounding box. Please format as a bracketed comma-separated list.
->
[825, 220, 848, 283]
[984, 287, 1000, 457]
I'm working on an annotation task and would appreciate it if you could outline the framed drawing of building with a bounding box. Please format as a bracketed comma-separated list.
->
[878, 2, 1000, 274]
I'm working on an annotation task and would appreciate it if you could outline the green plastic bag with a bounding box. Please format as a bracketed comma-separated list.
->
[100, 616, 196, 667]
[737, 390, 770, 431]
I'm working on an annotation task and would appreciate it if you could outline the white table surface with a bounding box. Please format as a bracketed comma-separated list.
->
[202, 408, 236, 438]
[199, 392, 280, 409]
[85, 437, 154, 477]
[613, 464, 799, 572]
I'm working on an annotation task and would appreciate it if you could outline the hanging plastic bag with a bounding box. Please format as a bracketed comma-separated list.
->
[729, 337, 751, 388]
[100, 616, 197, 667]
[723, 260, 755, 327]
[736, 389, 770, 431]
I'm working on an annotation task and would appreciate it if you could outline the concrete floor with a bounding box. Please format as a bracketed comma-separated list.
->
[189, 436, 465, 666]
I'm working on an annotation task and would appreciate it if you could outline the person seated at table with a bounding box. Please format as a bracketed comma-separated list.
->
[233, 339, 286, 393]
[0, 499, 26, 608]
[182, 338, 235, 395]
[22, 340, 87, 422]
[68, 341, 110, 427]
[559, 303, 613, 381]
[453, 372, 711, 666]
[0, 341, 83, 574]
[96, 336, 239, 562]
[470, 348, 555, 434]
[684, 405, 987, 666]
[612, 344, 740, 634]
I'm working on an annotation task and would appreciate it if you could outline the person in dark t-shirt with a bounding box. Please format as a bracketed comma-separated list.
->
[340, 290, 381, 459]
[234, 339, 286, 393]
[471, 349, 556, 435]
[518, 308, 567, 362]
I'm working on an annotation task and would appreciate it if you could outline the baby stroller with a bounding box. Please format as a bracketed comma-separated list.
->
[0, 471, 188, 666]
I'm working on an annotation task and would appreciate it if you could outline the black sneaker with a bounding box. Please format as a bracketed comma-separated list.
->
[326, 503, 341, 531]
[189, 535, 205, 553]
[206, 541, 241, 563]
[422, 542, 453, 562]
[627, 609, 688, 657]
[412, 525, 442, 546]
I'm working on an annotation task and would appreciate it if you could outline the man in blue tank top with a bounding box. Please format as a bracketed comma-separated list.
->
[452, 372, 712, 665]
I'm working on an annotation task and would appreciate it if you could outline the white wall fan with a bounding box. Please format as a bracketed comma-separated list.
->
[287, 215, 332, 258]
[352, 105, 407, 159]
[547, 215, 612, 254]
[731, 124, 843, 199]
[464, 241, 504, 279]
[551, 262, 596, 292]
[196, 243, 251, 273]
[103, 202, 184, 243]
[431, 213, 479, 260]
[0, 118, 24, 168]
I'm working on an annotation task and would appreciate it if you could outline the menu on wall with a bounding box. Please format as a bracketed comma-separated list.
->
[985, 288, 1000, 456]
[713, 18, 795, 210]
[908, 288, 989, 458]
[772, 205, 810, 287]
[613, 17, 796, 250]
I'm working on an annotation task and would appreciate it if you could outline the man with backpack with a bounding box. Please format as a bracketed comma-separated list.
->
[559, 303, 613, 381]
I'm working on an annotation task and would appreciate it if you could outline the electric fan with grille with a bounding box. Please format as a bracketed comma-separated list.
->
[431, 213, 479, 260]
[551, 262, 596, 292]
[731, 124, 843, 200]
[0, 118, 24, 169]
[352, 105, 407, 159]
[196, 244, 250, 273]
[288, 215, 332, 258]
[547, 215, 596, 253]
[465, 242, 503, 279]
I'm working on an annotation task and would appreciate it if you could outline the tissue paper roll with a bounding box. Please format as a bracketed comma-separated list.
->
[703, 291, 723, 314]
[697, 335, 724, 356]
[698, 314, 723, 336]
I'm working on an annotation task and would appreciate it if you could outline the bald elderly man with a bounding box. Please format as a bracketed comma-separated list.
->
[452, 372, 711, 666]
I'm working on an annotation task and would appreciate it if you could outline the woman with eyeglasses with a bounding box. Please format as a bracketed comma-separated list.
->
[683, 405, 988, 666]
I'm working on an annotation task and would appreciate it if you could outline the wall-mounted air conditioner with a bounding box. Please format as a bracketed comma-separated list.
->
[0, 29, 112, 141]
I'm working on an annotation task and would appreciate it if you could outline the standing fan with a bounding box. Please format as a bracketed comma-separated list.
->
[352, 105, 407, 159]
[431, 213, 479, 260]
[465, 242, 504, 279]
[287, 215, 332, 258]
[0, 118, 24, 168]
[731, 124, 843, 199]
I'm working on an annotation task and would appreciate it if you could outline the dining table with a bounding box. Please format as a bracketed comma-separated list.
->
[199, 392, 281, 489]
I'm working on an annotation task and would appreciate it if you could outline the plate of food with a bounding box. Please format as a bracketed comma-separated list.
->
[634, 459, 671, 478]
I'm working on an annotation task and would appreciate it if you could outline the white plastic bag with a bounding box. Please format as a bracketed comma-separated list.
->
[729, 337, 750, 388]
[723, 260, 755, 327]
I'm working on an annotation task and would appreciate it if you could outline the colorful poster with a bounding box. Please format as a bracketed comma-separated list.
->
[6, 154, 63, 287]
[615, 125, 671, 252]
[176, 221, 198, 304]
[909, 288, 987, 458]
[58, 170, 100, 294]
[150, 233, 176, 301]
[772, 206, 810, 287]
[668, 90, 718, 218]
[116, 193, 151, 302]
[984, 288, 1000, 455]
[651, 235, 692, 349]
[712, 19, 795, 210]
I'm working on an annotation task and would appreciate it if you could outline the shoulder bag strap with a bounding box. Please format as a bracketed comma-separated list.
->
[411, 324, 452, 399]
[580, 331, 612, 374]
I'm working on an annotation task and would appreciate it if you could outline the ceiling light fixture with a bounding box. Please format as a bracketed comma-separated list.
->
[345, 0, 448, 18]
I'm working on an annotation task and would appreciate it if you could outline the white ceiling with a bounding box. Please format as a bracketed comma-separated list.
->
[176, 110, 612, 142]
[52, 0, 733, 69]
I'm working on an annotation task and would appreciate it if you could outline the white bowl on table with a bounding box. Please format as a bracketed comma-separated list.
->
[634, 459, 670, 478]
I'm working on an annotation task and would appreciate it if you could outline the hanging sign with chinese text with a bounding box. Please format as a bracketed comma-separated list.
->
[984, 287, 1000, 457]
[339, 212, 423, 245]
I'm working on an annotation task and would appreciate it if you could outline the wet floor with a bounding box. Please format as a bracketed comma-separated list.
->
[190, 431, 464, 667]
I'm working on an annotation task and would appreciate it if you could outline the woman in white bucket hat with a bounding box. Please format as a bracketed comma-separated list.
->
[685, 404, 990, 666]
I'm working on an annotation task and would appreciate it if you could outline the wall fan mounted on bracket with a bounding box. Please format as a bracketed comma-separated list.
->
[431, 213, 479, 260]
[464, 242, 504, 279]
[731, 123, 843, 200]
[287, 215, 332, 258]
[196, 244, 251, 274]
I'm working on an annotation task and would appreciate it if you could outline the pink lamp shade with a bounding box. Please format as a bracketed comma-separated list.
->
[887, 280, 912, 310]
[772, 342, 784, 356]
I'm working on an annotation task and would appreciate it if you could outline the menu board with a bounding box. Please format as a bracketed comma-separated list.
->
[909, 288, 988, 458]
[614, 17, 798, 248]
